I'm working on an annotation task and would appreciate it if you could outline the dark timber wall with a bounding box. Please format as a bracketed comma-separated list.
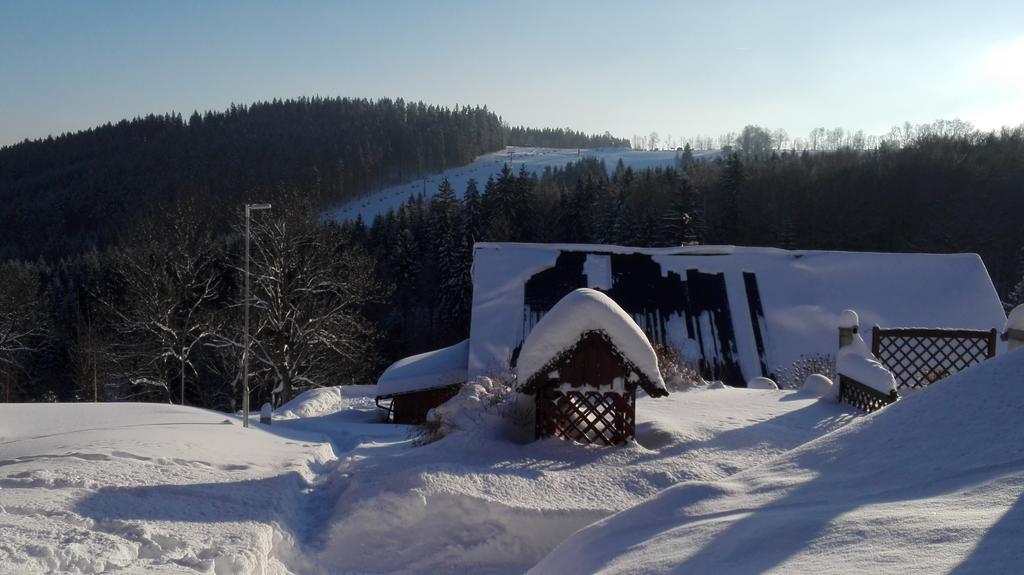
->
[521, 251, 769, 386]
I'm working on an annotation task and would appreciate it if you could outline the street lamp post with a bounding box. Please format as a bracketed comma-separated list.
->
[180, 345, 186, 406]
[243, 203, 271, 428]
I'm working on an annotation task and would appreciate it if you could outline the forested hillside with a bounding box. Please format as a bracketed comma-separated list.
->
[0, 97, 620, 261]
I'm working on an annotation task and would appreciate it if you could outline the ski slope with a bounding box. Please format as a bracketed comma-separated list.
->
[330, 146, 718, 224]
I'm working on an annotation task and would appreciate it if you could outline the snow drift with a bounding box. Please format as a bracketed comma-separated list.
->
[531, 349, 1024, 575]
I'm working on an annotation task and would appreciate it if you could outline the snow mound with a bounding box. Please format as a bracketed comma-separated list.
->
[835, 353, 896, 393]
[835, 333, 896, 394]
[517, 288, 665, 391]
[800, 374, 835, 399]
[838, 308, 859, 329]
[274, 384, 378, 419]
[377, 339, 469, 397]
[532, 348, 1024, 575]
[746, 376, 778, 390]
[426, 376, 514, 438]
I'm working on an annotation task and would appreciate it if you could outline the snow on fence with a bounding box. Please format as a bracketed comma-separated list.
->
[837, 374, 899, 413]
[835, 310, 899, 413]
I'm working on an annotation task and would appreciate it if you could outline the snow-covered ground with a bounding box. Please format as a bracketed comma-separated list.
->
[329, 147, 717, 223]
[0, 383, 852, 574]
[533, 348, 1024, 575]
[0, 402, 336, 574]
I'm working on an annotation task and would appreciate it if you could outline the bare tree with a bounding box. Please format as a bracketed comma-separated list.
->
[223, 212, 381, 405]
[0, 262, 49, 402]
[772, 128, 789, 151]
[808, 127, 826, 151]
[736, 125, 773, 157]
[93, 199, 220, 402]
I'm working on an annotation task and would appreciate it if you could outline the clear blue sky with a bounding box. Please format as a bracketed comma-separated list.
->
[2, 0, 1023, 147]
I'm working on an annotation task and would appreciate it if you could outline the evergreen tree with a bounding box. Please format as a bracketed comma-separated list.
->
[680, 143, 695, 170]
[717, 153, 744, 243]
[660, 175, 700, 246]
[1008, 246, 1024, 309]
[462, 179, 483, 246]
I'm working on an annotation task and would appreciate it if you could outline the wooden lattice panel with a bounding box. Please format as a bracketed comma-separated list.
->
[871, 327, 998, 391]
[838, 374, 898, 413]
[536, 389, 635, 446]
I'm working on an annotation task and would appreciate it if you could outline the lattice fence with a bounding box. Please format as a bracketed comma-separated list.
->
[536, 389, 635, 446]
[871, 326, 998, 391]
[837, 374, 899, 413]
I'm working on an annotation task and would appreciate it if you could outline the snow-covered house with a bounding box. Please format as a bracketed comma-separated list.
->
[468, 243, 1008, 387]
[516, 289, 669, 445]
[375, 339, 468, 424]
[375, 243, 1007, 421]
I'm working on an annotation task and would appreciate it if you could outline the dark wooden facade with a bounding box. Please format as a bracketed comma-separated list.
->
[378, 384, 462, 424]
[523, 331, 668, 446]
[523, 252, 754, 386]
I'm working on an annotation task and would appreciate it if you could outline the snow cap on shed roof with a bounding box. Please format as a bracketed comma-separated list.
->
[517, 288, 666, 393]
[376, 339, 469, 397]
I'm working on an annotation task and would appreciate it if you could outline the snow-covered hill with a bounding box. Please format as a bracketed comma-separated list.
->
[531, 348, 1024, 575]
[329, 147, 717, 223]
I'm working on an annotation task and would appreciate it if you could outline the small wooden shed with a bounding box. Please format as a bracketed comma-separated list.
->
[375, 339, 468, 424]
[517, 288, 669, 446]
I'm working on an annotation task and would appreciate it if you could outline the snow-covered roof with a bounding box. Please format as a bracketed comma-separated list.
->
[376, 339, 469, 397]
[516, 288, 666, 393]
[1007, 304, 1024, 333]
[469, 243, 1008, 385]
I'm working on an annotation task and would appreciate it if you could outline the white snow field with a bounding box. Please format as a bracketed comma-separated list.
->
[0, 402, 336, 574]
[330, 147, 715, 224]
[532, 348, 1024, 575]
[0, 383, 853, 574]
